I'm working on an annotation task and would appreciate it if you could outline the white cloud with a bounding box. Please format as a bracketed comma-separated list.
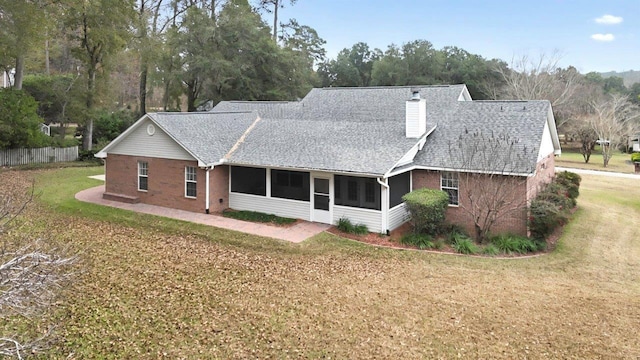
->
[595, 14, 623, 24]
[591, 33, 615, 42]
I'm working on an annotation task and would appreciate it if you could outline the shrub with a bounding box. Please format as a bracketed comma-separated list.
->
[447, 230, 472, 245]
[632, 153, 640, 163]
[482, 244, 500, 256]
[529, 199, 568, 240]
[337, 217, 369, 235]
[402, 188, 449, 235]
[453, 237, 478, 254]
[556, 171, 581, 187]
[337, 217, 354, 233]
[536, 186, 576, 210]
[490, 234, 541, 254]
[93, 109, 136, 145]
[400, 233, 434, 249]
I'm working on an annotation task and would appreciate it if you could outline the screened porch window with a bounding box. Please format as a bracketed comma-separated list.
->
[271, 170, 310, 201]
[389, 172, 411, 208]
[231, 166, 266, 196]
[335, 175, 381, 210]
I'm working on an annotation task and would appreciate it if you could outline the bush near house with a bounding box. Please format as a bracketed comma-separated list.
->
[337, 217, 369, 235]
[631, 153, 640, 162]
[402, 188, 449, 235]
[529, 171, 581, 241]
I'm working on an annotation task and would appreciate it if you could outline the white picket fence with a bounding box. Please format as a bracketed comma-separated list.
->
[0, 146, 79, 166]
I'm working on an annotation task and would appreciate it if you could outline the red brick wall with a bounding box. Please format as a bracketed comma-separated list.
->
[104, 154, 229, 213]
[527, 153, 556, 202]
[412, 169, 528, 238]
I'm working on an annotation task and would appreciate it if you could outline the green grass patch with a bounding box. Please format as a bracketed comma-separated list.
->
[555, 145, 633, 173]
[222, 209, 297, 225]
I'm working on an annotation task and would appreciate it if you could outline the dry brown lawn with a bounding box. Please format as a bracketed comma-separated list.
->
[2, 168, 639, 359]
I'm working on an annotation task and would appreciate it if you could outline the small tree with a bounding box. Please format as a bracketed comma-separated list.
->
[0, 174, 76, 358]
[449, 129, 533, 243]
[0, 89, 52, 149]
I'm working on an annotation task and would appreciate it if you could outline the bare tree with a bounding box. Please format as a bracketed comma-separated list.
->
[0, 176, 76, 359]
[586, 94, 640, 167]
[495, 51, 581, 132]
[449, 129, 533, 243]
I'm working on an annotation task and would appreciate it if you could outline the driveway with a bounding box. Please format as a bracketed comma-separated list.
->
[556, 166, 640, 179]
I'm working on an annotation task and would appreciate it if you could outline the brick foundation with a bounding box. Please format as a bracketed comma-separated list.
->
[104, 154, 229, 213]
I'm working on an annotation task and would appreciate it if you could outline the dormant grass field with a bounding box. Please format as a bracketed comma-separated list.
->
[1, 166, 639, 359]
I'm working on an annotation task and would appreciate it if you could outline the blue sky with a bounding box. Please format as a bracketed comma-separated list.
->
[276, 0, 638, 73]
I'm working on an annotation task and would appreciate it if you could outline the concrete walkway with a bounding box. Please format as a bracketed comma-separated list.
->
[556, 166, 640, 180]
[75, 185, 330, 243]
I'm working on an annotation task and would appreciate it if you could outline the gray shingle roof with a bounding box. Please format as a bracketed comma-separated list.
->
[148, 111, 258, 165]
[132, 85, 552, 176]
[214, 85, 468, 175]
[413, 100, 551, 174]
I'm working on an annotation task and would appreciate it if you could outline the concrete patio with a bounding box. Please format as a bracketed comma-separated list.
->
[75, 185, 330, 243]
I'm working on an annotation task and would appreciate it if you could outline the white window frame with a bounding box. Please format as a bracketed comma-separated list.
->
[185, 166, 197, 198]
[138, 161, 148, 192]
[441, 172, 459, 206]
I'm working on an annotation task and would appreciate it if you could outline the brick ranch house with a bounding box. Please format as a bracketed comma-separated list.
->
[96, 85, 561, 236]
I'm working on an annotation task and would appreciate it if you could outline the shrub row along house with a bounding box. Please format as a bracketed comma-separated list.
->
[96, 85, 561, 237]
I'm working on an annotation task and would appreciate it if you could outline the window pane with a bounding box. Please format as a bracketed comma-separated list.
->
[231, 166, 266, 196]
[334, 175, 380, 210]
[139, 176, 148, 191]
[138, 162, 148, 176]
[314, 178, 329, 194]
[271, 170, 310, 201]
[314, 194, 329, 210]
[389, 172, 410, 208]
[186, 181, 197, 197]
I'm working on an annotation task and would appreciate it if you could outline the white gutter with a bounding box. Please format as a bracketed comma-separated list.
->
[205, 166, 212, 214]
[385, 164, 534, 178]
[377, 177, 389, 234]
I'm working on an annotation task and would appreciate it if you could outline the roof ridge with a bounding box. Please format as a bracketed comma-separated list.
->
[319, 85, 463, 90]
[153, 111, 255, 115]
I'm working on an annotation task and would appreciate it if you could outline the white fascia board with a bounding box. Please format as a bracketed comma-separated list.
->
[225, 161, 382, 178]
[95, 114, 152, 158]
[386, 164, 533, 178]
[95, 113, 211, 167]
[547, 106, 562, 155]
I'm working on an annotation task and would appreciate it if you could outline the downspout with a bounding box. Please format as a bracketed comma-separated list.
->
[205, 166, 212, 214]
[377, 177, 389, 234]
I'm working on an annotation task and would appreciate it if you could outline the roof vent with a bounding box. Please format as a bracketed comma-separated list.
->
[410, 90, 421, 100]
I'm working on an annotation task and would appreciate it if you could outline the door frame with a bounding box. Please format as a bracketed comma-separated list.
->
[310, 173, 333, 224]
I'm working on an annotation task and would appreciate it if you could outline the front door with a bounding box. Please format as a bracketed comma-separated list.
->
[312, 177, 331, 224]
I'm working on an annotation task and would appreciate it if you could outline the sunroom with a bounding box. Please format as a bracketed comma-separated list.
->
[228, 165, 412, 233]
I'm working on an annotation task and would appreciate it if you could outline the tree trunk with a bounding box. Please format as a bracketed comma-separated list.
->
[83, 67, 96, 151]
[272, 0, 278, 41]
[187, 81, 197, 112]
[139, 59, 148, 116]
[14, 55, 25, 90]
[45, 39, 50, 75]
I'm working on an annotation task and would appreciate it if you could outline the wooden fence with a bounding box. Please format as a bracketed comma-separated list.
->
[0, 146, 79, 166]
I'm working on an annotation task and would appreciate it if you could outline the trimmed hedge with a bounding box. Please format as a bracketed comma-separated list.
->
[528, 171, 580, 241]
[402, 188, 449, 235]
[632, 153, 640, 163]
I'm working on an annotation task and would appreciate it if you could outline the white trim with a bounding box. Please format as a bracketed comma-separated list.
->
[228, 161, 382, 178]
[440, 171, 459, 207]
[205, 167, 211, 212]
[383, 125, 437, 178]
[333, 205, 382, 215]
[377, 177, 389, 232]
[386, 164, 534, 178]
[137, 161, 148, 192]
[185, 166, 197, 198]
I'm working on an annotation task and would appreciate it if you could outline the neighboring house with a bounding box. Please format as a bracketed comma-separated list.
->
[96, 85, 561, 236]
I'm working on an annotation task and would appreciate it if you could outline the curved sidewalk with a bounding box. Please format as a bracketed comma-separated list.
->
[75, 185, 330, 243]
[556, 166, 640, 179]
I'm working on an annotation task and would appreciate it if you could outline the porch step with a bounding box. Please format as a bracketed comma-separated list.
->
[102, 192, 140, 204]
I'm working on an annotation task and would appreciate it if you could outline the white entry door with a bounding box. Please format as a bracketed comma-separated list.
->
[312, 177, 331, 224]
